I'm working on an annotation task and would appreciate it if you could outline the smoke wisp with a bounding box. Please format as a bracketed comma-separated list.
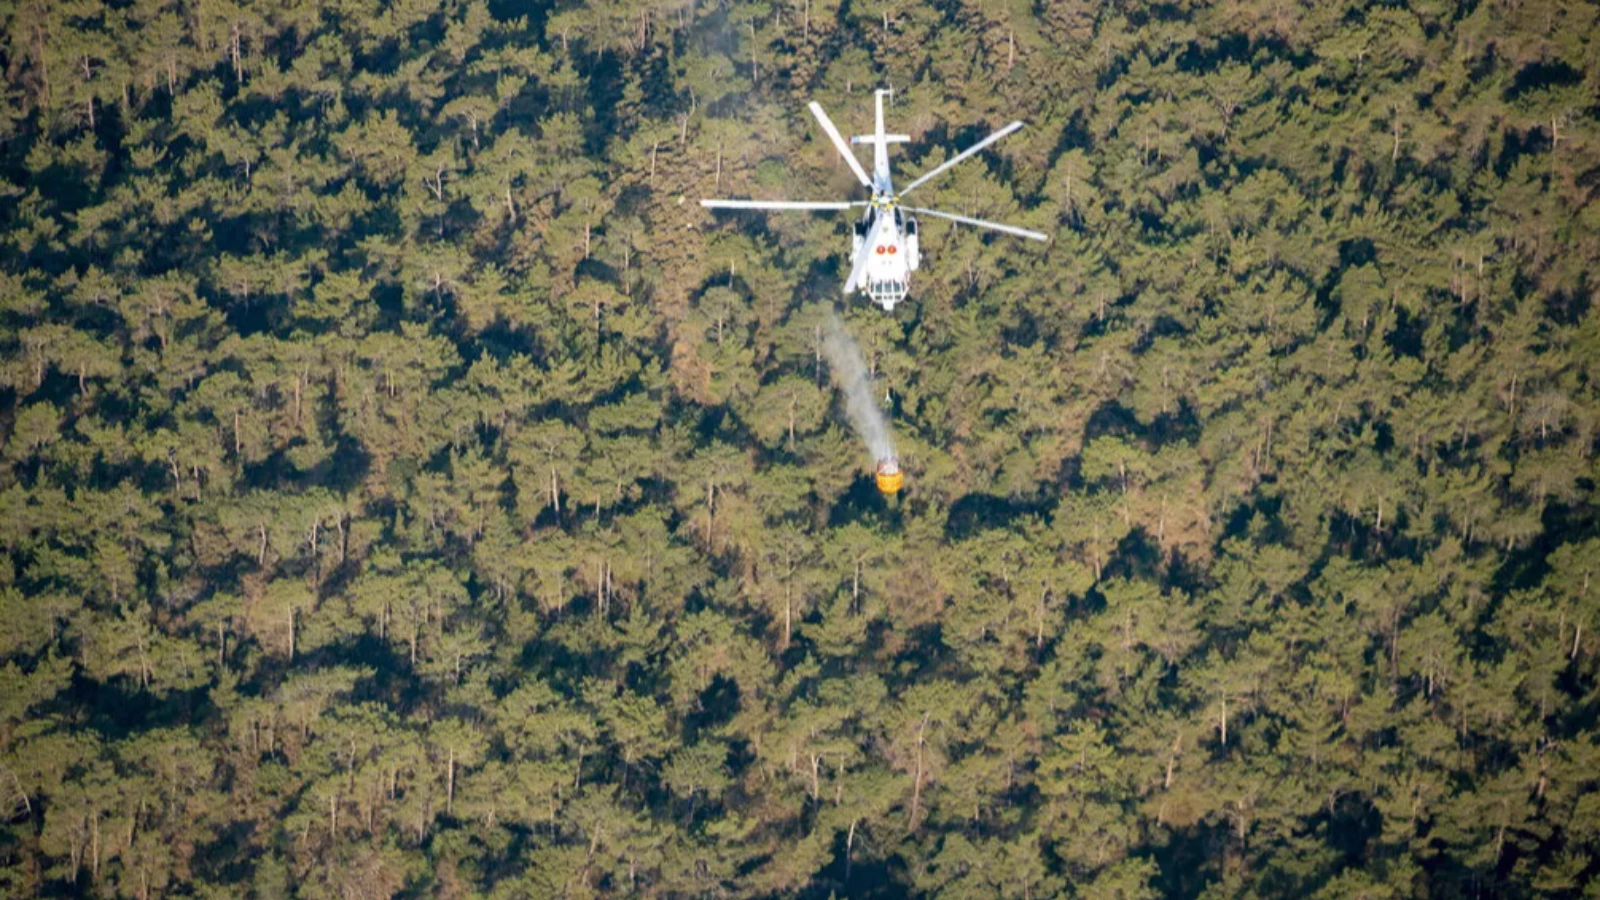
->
[822, 312, 895, 461]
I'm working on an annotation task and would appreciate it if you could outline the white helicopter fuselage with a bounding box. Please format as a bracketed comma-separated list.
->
[847, 91, 921, 310]
[851, 205, 919, 310]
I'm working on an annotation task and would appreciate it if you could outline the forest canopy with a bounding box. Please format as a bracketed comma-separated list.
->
[1, 0, 1598, 897]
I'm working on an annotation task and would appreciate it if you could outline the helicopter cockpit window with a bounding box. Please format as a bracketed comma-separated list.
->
[869, 280, 907, 303]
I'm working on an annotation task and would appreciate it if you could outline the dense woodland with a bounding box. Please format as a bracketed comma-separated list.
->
[1, 0, 1598, 897]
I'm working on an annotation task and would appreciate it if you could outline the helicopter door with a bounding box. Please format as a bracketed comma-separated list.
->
[906, 218, 920, 270]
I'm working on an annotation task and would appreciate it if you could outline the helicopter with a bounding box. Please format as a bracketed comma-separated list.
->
[700, 89, 1048, 311]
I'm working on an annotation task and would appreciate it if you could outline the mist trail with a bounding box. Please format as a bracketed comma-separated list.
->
[822, 312, 895, 462]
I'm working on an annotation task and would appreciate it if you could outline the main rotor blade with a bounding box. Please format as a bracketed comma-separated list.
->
[902, 205, 1049, 242]
[898, 121, 1025, 197]
[701, 199, 862, 211]
[808, 102, 874, 189]
[844, 215, 885, 295]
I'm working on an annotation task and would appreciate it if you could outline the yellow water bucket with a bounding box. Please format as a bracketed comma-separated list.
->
[875, 458, 904, 495]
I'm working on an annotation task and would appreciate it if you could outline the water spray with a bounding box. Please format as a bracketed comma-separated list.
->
[822, 312, 902, 494]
